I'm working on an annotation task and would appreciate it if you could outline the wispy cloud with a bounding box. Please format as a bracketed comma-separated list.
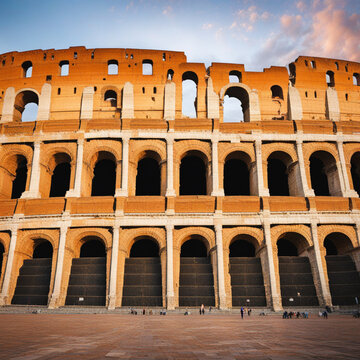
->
[202, 23, 213, 30]
[162, 6, 172, 16]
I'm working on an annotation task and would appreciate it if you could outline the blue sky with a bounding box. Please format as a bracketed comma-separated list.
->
[0, 0, 359, 70]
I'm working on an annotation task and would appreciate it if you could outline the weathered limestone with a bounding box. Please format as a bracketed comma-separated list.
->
[37, 83, 52, 121]
[288, 85, 303, 120]
[122, 82, 134, 119]
[80, 87, 94, 120]
[0, 227, 17, 305]
[206, 77, 219, 119]
[296, 140, 315, 197]
[21, 141, 41, 199]
[165, 138, 176, 198]
[325, 87, 340, 121]
[164, 82, 176, 120]
[215, 223, 227, 309]
[66, 138, 84, 198]
[1, 87, 15, 123]
[108, 225, 120, 309]
[166, 224, 175, 309]
[255, 140, 270, 196]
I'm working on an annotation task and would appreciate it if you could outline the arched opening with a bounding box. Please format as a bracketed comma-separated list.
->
[224, 151, 250, 196]
[142, 59, 153, 75]
[33, 241, 53, 258]
[167, 69, 174, 80]
[277, 234, 319, 306]
[182, 71, 198, 118]
[180, 152, 207, 195]
[49, 160, 71, 197]
[0, 242, 4, 278]
[271, 85, 284, 100]
[11, 155, 28, 199]
[289, 63, 296, 85]
[179, 236, 215, 306]
[181, 239, 207, 257]
[229, 237, 266, 306]
[326, 71, 335, 87]
[22, 61, 32, 78]
[130, 238, 159, 257]
[107, 60, 118, 75]
[91, 153, 116, 196]
[80, 239, 106, 257]
[104, 90, 117, 107]
[223, 86, 249, 122]
[122, 237, 162, 306]
[12, 239, 53, 305]
[310, 151, 341, 196]
[311, 60, 316, 69]
[229, 70, 242, 83]
[14, 90, 39, 122]
[66, 237, 106, 306]
[353, 73, 360, 86]
[324, 233, 360, 305]
[267, 152, 293, 196]
[59, 60, 69, 76]
[136, 154, 161, 196]
[230, 239, 255, 257]
[350, 152, 360, 195]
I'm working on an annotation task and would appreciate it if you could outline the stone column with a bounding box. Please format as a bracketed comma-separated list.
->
[215, 223, 227, 309]
[165, 138, 176, 197]
[1, 87, 15, 123]
[49, 223, 68, 308]
[296, 140, 314, 197]
[310, 221, 332, 306]
[37, 83, 52, 121]
[337, 140, 358, 197]
[116, 137, 129, 196]
[211, 139, 224, 196]
[108, 225, 120, 309]
[21, 141, 41, 198]
[263, 220, 282, 311]
[166, 224, 175, 309]
[80, 87, 94, 120]
[0, 227, 18, 305]
[66, 138, 84, 197]
[255, 139, 269, 196]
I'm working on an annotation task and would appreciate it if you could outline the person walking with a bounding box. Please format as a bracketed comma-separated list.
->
[200, 303, 205, 315]
[240, 306, 244, 319]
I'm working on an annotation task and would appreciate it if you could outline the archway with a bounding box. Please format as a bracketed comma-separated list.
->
[229, 237, 266, 307]
[122, 237, 162, 306]
[14, 90, 39, 122]
[277, 234, 319, 307]
[223, 86, 249, 122]
[136, 155, 161, 196]
[350, 152, 360, 196]
[91, 153, 116, 196]
[179, 236, 215, 306]
[66, 237, 106, 306]
[310, 151, 341, 196]
[12, 239, 53, 305]
[49, 159, 71, 197]
[324, 233, 360, 305]
[180, 152, 207, 195]
[11, 155, 28, 199]
[267, 152, 294, 196]
[182, 71, 198, 118]
[224, 152, 250, 195]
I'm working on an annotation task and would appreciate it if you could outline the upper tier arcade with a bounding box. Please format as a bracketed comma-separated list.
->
[0, 47, 359, 124]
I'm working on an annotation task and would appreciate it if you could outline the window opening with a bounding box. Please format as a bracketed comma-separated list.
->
[136, 157, 160, 196]
[304, 60, 308, 67]
[91, 51, 94, 59]
[345, 93, 348, 101]
[153, 87, 156, 94]
[74, 87, 77, 94]
[59, 60, 69, 76]
[223, 86, 249, 122]
[43, 53, 47, 60]
[180, 153, 206, 195]
[104, 90, 117, 106]
[224, 154, 250, 195]
[305, 91, 308, 98]
[335, 62, 339, 70]
[229, 70, 242, 83]
[46, 75, 52, 81]
[142, 87, 145, 94]
[182, 71, 198, 118]
[229, 239, 255, 257]
[22, 61, 32, 78]
[74, 52, 77, 59]
[33, 241, 53, 258]
[310, 60, 316, 69]
[50, 162, 71, 197]
[162, 53, 166, 61]
[11, 156, 28, 199]
[351, 152, 360, 196]
[181, 239, 207, 257]
[80, 239, 105, 257]
[142, 59, 153, 75]
[91, 157, 116, 196]
[108, 60, 118, 75]
[353, 73, 360, 86]
[345, 64, 348, 72]
[326, 71, 335, 87]
[14, 91, 39, 122]
[271, 85, 283, 99]
[314, 91, 317, 98]
[57, 88, 61, 95]
[167, 69, 174, 80]
[130, 238, 159, 257]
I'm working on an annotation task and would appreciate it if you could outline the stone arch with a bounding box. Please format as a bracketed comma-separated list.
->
[14, 88, 40, 122]
[174, 227, 215, 253]
[83, 140, 122, 168]
[219, 83, 261, 122]
[174, 140, 211, 163]
[223, 227, 263, 252]
[119, 227, 166, 257]
[271, 225, 312, 255]
[318, 225, 357, 252]
[101, 86, 120, 107]
[218, 144, 255, 164]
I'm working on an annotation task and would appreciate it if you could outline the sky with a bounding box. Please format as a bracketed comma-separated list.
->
[0, 0, 359, 71]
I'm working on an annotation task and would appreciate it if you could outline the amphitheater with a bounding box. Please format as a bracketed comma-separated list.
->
[0, 46, 359, 311]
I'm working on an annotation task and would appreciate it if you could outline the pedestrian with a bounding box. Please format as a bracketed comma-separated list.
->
[248, 308, 252, 316]
[143, 308, 145, 315]
[209, 306, 212, 313]
[323, 310, 328, 319]
[241, 306, 244, 319]
[201, 303, 205, 315]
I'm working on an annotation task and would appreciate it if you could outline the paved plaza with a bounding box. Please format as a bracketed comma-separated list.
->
[0, 313, 359, 359]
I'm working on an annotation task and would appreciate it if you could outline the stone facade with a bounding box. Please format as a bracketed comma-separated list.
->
[0, 47, 359, 310]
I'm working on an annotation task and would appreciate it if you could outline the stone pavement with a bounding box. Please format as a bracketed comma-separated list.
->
[0, 313, 359, 359]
